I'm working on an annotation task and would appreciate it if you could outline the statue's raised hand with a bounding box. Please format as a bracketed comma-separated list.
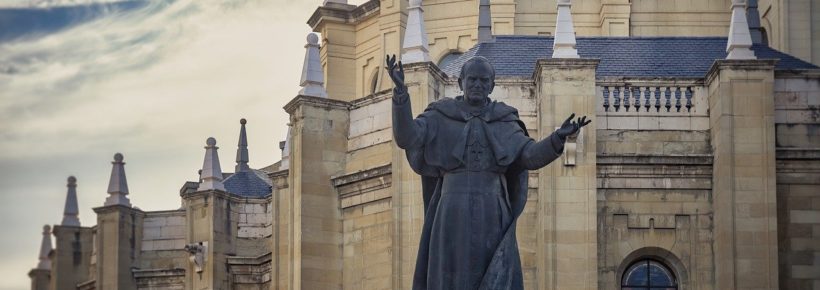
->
[555, 113, 592, 140]
[386, 54, 407, 99]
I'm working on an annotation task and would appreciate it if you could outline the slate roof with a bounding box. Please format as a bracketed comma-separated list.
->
[223, 170, 272, 198]
[441, 36, 818, 79]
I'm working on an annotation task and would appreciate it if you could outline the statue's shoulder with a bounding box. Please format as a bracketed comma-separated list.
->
[422, 97, 460, 118]
[489, 100, 521, 121]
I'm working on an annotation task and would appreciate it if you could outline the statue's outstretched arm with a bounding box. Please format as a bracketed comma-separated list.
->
[518, 133, 565, 170]
[388, 54, 426, 149]
[517, 113, 591, 169]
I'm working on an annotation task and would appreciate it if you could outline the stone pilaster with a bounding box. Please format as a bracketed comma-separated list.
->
[181, 189, 235, 290]
[534, 58, 599, 290]
[93, 205, 142, 290]
[269, 169, 291, 290]
[308, 3, 358, 101]
[389, 61, 445, 289]
[283, 95, 349, 289]
[50, 225, 93, 290]
[600, 0, 631, 36]
[706, 59, 779, 290]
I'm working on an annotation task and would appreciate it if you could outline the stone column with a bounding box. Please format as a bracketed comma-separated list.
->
[309, 4, 357, 101]
[283, 95, 349, 289]
[534, 58, 599, 290]
[269, 169, 291, 290]
[28, 268, 50, 290]
[93, 205, 141, 290]
[29, 225, 52, 290]
[51, 225, 94, 290]
[182, 189, 235, 290]
[600, 0, 631, 36]
[706, 59, 779, 290]
[390, 61, 445, 289]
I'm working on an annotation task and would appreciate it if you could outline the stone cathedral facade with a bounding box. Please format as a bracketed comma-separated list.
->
[28, 0, 820, 290]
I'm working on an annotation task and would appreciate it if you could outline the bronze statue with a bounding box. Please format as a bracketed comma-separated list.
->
[387, 55, 590, 290]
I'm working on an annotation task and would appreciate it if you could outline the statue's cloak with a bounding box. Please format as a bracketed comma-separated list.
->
[403, 96, 532, 290]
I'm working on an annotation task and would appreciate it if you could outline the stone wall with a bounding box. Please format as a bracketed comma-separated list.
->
[346, 94, 393, 173]
[234, 200, 272, 257]
[141, 211, 186, 254]
[597, 129, 714, 290]
[333, 165, 393, 290]
[139, 210, 187, 276]
[775, 73, 820, 290]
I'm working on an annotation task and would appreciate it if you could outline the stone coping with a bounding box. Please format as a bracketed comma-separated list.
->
[181, 189, 272, 203]
[283, 95, 350, 114]
[776, 148, 820, 160]
[226, 253, 272, 266]
[132, 268, 186, 278]
[331, 163, 391, 188]
[705, 59, 779, 84]
[597, 154, 713, 165]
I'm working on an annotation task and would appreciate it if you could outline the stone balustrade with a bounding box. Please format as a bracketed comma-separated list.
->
[595, 80, 709, 130]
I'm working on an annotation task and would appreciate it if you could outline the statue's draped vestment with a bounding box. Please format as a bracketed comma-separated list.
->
[392, 95, 565, 290]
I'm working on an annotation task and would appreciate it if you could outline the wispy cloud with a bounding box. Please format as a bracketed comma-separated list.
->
[0, 0, 318, 288]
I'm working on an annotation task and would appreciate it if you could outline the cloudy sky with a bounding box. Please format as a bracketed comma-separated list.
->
[0, 0, 359, 288]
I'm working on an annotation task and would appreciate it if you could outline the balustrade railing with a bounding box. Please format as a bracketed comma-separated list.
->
[601, 86, 695, 113]
[596, 82, 708, 130]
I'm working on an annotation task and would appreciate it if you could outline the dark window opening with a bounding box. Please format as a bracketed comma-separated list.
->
[370, 68, 379, 95]
[621, 259, 678, 290]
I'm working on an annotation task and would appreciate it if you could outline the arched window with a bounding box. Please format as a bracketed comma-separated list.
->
[437, 51, 463, 69]
[621, 259, 678, 290]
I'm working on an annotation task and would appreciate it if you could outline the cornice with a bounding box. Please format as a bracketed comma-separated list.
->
[307, 0, 380, 30]
[704, 59, 778, 85]
[283, 95, 351, 114]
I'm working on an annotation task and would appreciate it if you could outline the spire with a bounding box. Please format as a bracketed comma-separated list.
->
[477, 0, 493, 43]
[61, 176, 80, 227]
[299, 33, 327, 98]
[726, 0, 756, 59]
[745, 0, 764, 44]
[552, 0, 579, 58]
[198, 137, 226, 191]
[402, 0, 430, 63]
[280, 126, 292, 171]
[235, 118, 250, 172]
[36, 225, 52, 270]
[104, 153, 131, 207]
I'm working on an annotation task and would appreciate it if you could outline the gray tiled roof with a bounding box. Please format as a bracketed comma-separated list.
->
[441, 36, 818, 78]
[223, 170, 272, 197]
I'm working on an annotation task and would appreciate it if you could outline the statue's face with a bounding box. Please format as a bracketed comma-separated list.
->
[459, 60, 495, 106]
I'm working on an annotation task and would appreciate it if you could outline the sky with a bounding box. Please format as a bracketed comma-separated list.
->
[0, 0, 362, 288]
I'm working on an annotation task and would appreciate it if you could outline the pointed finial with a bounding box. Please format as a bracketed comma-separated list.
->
[552, 0, 579, 58]
[299, 33, 328, 98]
[726, 0, 756, 59]
[235, 118, 250, 172]
[477, 0, 493, 43]
[198, 137, 226, 191]
[402, 0, 431, 63]
[36, 225, 52, 270]
[104, 153, 131, 207]
[61, 176, 80, 227]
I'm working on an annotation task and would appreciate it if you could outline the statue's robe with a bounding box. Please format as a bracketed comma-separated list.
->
[392, 95, 565, 290]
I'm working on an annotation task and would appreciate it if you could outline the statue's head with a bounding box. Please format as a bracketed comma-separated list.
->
[458, 56, 496, 106]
